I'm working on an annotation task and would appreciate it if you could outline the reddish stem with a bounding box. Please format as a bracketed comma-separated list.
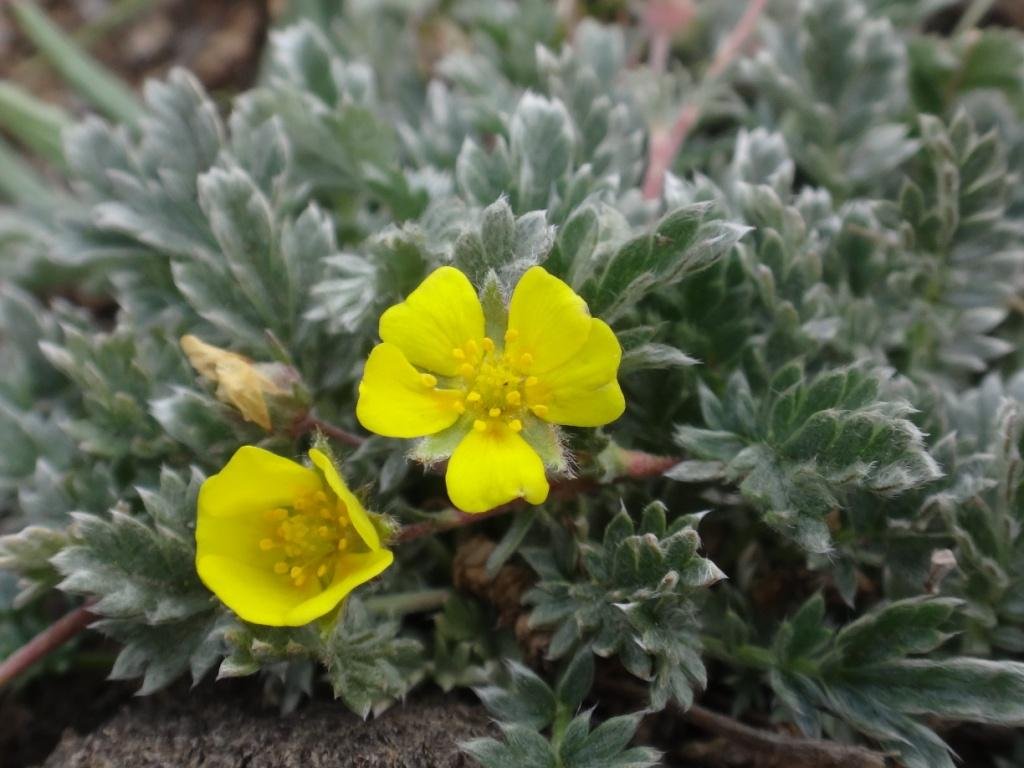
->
[0, 604, 95, 690]
[293, 414, 366, 447]
[642, 0, 768, 199]
[0, 449, 679, 683]
[394, 451, 680, 543]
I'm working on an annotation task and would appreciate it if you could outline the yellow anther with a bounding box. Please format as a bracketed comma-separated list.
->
[294, 574, 307, 587]
[467, 391, 482, 403]
[506, 391, 522, 406]
[459, 363, 475, 377]
[338, 515, 349, 527]
[519, 353, 533, 367]
[505, 328, 519, 343]
[314, 491, 328, 505]
[532, 404, 549, 417]
[525, 376, 539, 387]
[337, 538, 349, 551]
[482, 337, 495, 352]
[452, 348, 466, 360]
[290, 566, 304, 580]
[318, 526, 330, 538]
[259, 538, 275, 551]
[265, 507, 288, 522]
[274, 561, 289, 575]
[473, 419, 487, 432]
[454, 401, 466, 414]
[489, 407, 502, 418]
[509, 419, 523, 432]
[420, 373, 438, 388]
[317, 564, 328, 578]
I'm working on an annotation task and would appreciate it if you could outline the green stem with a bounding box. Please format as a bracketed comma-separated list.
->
[0, 135, 57, 206]
[0, 81, 70, 165]
[702, 635, 822, 677]
[11, 0, 155, 81]
[364, 588, 452, 615]
[551, 702, 572, 764]
[701, 635, 775, 672]
[11, 0, 143, 124]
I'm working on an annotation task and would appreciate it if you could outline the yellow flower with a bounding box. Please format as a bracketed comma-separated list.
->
[195, 446, 393, 626]
[181, 335, 285, 431]
[356, 265, 624, 513]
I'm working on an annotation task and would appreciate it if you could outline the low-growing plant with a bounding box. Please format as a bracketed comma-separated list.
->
[2, 0, 1024, 765]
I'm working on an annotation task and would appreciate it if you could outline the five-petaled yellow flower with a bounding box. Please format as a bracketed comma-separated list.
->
[196, 446, 393, 626]
[356, 265, 625, 513]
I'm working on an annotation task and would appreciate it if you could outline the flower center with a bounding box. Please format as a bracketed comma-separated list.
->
[258, 489, 360, 588]
[438, 331, 549, 432]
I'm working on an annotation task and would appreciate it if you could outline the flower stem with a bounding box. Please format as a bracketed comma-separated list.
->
[293, 414, 366, 447]
[364, 588, 453, 614]
[394, 450, 682, 543]
[642, 0, 768, 199]
[0, 603, 94, 690]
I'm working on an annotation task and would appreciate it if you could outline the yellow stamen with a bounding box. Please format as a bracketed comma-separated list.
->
[459, 363, 475, 377]
[290, 566, 304, 580]
[420, 373, 438, 388]
[274, 561, 289, 574]
[467, 340, 479, 355]
[317, 526, 330, 538]
[337, 538, 349, 550]
[317, 564, 328, 578]
[473, 419, 487, 432]
[467, 391, 482, 403]
[519, 353, 533, 367]
[259, 538, 275, 551]
[509, 419, 523, 432]
[452, 348, 466, 360]
[506, 391, 521, 406]
[525, 376, 539, 387]
[481, 337, 495, 352]
[454, 401, 466, 414]
[532, 404, 549, 417]
[489, 407, 502, 418]
[505, 328, 519, 342]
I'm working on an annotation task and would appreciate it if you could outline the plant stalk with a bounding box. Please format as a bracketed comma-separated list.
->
[364, 588, 453, 614]
[642, 0, 768, 199]
[0, 604, 94, 690]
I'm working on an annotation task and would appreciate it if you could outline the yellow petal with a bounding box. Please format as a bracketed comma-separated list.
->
[532, 318, 625, 427]
[308, 448, 381, 552]
[446, 423, 549, 513]
[356, 343, 464, 438]
[506, 266, 592, 373]
[284, 550, 394, 625]
[196, 553, 320, 626]
[197, 446, 320, 523]
[379, 266, 484, 376]
[195, 446, 396, 627]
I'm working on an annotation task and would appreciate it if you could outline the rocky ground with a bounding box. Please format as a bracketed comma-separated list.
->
[40, 683, 492, 768]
